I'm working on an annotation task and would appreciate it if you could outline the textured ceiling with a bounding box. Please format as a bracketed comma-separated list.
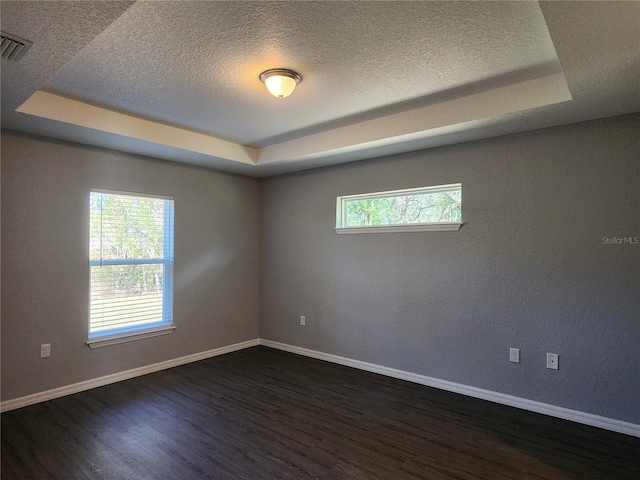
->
[1, 1, 639, 177]
[42, 1, 558, 147]
[0, 1, 134, 112]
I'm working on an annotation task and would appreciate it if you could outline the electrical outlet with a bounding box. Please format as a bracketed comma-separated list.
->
[300, 315, 306, 326]
[546, 353, 559, 370]
[509, 348, 520, 363]
[40, 343, 51, 358]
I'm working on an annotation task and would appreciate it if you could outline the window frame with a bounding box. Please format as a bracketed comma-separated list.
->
[335, 183, 462, 234]
[87, 188, 175, 348]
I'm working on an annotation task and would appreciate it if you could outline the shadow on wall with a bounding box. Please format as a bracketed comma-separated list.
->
[175, 249, 235, 290]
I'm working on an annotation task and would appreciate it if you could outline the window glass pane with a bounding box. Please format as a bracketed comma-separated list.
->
[90, 193, 166, 261]
[90, 264, 165, 334]
[343, 186, 461, 228]
[89, 190, 174, 338]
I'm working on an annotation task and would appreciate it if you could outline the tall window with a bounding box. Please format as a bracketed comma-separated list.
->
[336, 183, 462, 233]
[89, 189, 174, 341]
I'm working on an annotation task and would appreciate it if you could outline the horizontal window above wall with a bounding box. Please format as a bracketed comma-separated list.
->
[335, 183, 462, 234]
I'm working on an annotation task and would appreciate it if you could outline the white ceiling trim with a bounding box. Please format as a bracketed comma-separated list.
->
[259, 73, 572, 165]
[16, 72, 571, 168]
[16, 91, 258, 165]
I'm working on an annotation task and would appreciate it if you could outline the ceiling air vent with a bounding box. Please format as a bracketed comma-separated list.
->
[1, 32, 33, 62]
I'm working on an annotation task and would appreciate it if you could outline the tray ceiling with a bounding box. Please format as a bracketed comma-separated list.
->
[1, 1, 638, 177]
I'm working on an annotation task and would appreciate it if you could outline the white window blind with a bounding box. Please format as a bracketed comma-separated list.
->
[89, 189, 174, 339]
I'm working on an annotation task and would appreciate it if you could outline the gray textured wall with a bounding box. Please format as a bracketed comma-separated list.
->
[1, 132, 260, 401]
[260, 115, 640, 423]
[2, 116, 639, 423]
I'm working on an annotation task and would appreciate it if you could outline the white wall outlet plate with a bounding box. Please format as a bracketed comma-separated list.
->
[40, 343, 51, 358]
[300, 315, 306, 326]
[546, 353, 559, 370]
[510, 348, 520, 363]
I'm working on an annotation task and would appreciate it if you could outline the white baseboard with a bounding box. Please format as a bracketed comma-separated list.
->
[0, 338, 259, 413]
[4, 337, 638, 438]
[259, 339, 640, 438]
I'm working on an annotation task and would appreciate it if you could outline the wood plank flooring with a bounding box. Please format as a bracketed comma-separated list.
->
[2, 346, 639, 479]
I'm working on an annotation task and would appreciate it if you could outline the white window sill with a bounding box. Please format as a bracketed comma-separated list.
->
[87, 325, 176, 348]
[334, 222, 462, 234]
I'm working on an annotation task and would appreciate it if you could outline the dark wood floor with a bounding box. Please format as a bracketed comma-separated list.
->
[2, 347, 638, 479]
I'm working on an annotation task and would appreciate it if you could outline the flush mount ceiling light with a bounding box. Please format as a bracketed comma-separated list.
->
[259, 68, 302, 99]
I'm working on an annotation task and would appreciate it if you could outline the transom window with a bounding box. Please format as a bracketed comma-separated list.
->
[336, 183, 462, 234]
[88, 189, 174, 345]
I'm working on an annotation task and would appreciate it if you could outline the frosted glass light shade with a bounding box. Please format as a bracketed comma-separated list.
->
[259, 69, 301, 98]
